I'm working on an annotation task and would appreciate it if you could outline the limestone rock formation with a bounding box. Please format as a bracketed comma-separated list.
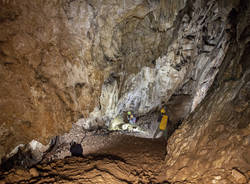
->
[0, 0, 101, 160]
[0, 0, 193, 161]
[0, 0, 249, 183]
[0, 0, 212, 160]
[165, 0, 250, 182]
[100, 0, 235, 121]
[166, 72, 250, 183]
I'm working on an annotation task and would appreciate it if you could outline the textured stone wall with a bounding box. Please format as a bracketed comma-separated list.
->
[165, 0, 250, 183]
[0, 0, 101, 160]
[0, 3, 249, 182]
[100, 0, 234, 120]
[0, 0, 188, 161]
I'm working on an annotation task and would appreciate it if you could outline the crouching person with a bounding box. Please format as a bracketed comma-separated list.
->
[127, 111, 136, 124]
[70, 141, 83, 157]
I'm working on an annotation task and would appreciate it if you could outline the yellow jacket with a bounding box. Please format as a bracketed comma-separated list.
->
[159, 115, 168, 130]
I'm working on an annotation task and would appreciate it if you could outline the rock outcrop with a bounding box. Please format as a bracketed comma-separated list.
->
[0, 0, 223, 160]
[0, 0, 102, 160]
[0, 1, 249, 183]
[165, 0, 250, 182]
[0, 0, 193, 160]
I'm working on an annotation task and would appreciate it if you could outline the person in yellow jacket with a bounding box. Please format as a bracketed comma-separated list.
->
[153, 107, 168, 139]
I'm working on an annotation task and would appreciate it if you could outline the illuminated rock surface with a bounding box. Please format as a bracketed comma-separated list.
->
[0, 0, 249, 183]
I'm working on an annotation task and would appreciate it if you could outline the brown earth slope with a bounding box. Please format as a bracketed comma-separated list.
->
[0, 134, 168, 184]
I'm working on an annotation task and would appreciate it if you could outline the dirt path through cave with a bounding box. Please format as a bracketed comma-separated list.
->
[0, 134, 168, 184]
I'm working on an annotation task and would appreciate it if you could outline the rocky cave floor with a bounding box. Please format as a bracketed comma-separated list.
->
[0, 132, 168, 184]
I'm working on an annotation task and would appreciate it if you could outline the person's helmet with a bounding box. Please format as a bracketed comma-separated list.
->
[160, 108, 166, 114]
[127, 111, 131, 115]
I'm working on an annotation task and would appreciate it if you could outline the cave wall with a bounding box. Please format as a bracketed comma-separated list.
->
[100, 0, 235, 120]
[0, 1, 249, 176]
[0, 0, 101, 160]
[0, 0, 188, 161]
[165, 1, 250, 183]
